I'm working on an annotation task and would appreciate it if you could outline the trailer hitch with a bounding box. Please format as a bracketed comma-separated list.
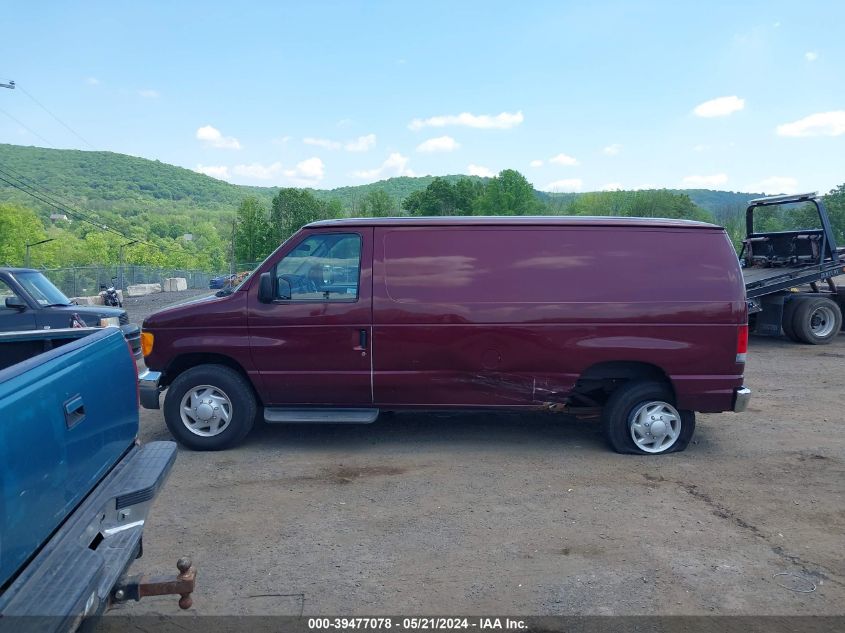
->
[111, 557, 196, 609]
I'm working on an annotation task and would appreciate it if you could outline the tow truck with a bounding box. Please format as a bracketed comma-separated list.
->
[742, 192, 845, 344]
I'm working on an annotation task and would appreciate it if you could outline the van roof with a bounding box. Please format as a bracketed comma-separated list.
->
[307, 215, 722, 230]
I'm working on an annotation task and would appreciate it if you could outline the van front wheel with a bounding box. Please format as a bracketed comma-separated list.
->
[602, 381, 695, 455]
[163, 364, 256, 451]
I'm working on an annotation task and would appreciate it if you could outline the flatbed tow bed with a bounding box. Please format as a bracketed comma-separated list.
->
[741, 192, 845, 343]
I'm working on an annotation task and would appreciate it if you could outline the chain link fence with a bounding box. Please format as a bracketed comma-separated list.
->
[39, 265, 231, 298]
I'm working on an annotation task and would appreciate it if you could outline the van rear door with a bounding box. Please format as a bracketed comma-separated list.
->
[248, 228, 374, 406]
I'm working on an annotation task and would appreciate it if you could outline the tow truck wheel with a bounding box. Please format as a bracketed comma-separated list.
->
[782, 298, 801, 342]
[792, 296, 842, 345]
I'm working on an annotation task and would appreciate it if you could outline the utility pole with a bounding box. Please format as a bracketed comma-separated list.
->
[25, 238, 54, 267]
[118, 240, 139, 290]
[230, 218, 236, 275]
[0, 80, 14, 90]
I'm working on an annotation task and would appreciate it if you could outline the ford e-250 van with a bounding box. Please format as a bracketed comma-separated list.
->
[139, 216, 750, 455]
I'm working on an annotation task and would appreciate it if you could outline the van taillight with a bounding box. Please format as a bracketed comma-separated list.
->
[736, 324, 748, 363]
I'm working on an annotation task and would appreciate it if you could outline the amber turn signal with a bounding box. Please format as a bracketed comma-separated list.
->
[141, 331, 154, 357]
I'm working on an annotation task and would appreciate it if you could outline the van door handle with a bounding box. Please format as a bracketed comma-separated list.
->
[64, 394, 86, 429]
[358, 329, 368, 350]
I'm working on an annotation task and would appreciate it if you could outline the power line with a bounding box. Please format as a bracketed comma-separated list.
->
[17, 85, 96, 150]
[0, 165, 187, 254]
[0, 105, 55, 147]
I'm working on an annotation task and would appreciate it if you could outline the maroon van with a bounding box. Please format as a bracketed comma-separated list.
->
[139, 216, 750, 455]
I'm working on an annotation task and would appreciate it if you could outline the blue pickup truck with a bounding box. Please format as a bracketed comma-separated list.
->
[0, 326, 193, 631]
[0, 268, 142, 358]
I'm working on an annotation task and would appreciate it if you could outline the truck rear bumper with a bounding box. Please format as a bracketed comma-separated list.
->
[138, 369, 162, 409]
[733, 386, 752, 412]
[0, 441, 177, 631]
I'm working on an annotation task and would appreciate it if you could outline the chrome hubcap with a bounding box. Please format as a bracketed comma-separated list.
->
[179, 385, 232, 437]
[629, 401, 681, 453]
[809, 306, 836, 338]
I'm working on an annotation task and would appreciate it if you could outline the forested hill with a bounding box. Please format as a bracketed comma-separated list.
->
[0, 142, 763, 216]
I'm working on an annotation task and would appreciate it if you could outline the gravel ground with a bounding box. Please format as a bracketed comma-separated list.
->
[114, 293, 845, 617]
[124, 289, 214, 326]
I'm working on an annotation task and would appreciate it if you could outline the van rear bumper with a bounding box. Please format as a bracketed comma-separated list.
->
[138, 369, 162, 410]
[733, 386, 752, 413]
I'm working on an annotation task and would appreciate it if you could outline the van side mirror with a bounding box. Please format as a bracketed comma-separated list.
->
[5, 295, 26, 311]
[258, 273, 274, 303]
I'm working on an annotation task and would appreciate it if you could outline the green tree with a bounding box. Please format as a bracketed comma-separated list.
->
[454, 177, 483, 214]
[401, 178, 460, 216]
[564, 190, 712, 222]
[475, 170, 543, 215]
[234, 196, 270, 263]
[269, 188, 323, 246]
[0, 203, 47, 266]
[361, 189, 394, 217]
[823, 183, 845, 244]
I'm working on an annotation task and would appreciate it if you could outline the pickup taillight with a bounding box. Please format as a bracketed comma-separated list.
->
[736, 324, 748, 364]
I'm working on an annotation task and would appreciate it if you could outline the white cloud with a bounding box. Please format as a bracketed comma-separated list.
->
[352, 153, 413, 180]
[304, 134, 377, 152]
[529, 159, 543, 168]
[233, 162, 284, 180]
[549, 152, 579, 166]
[196, 125, 241, 150]
[681, 173, 729, 188]
[746, 176, 799, 195]
[693, 96, 745, 118]
[194, 164, 231, 180]
[272, 135, 291, 145]
[467, 164, 495, 178]
[542, 178, 583, 192]
[85, 77, 100, 86]
[303, 137, 341, 150]
[776, 111, 845, 137]
[345, 134, 376, 152]
[601, 182, 624, 191]
[284, 157, 325, 185]
[138, 89, 160, 98]
[417, 136, 460, 153]
[409, 110, 524, 131]
[692, 144, 711, 152]
[805, 51, 819, 62]
[602, 143, 622, 156]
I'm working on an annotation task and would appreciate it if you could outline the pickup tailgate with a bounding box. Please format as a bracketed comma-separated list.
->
[0, 328, 138, 589]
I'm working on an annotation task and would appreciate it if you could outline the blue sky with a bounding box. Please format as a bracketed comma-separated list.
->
[1, 1, 843, 194]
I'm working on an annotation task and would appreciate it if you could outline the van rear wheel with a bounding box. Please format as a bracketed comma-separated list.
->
[602, 381, 695, 455]
[163, 364, 256, 451]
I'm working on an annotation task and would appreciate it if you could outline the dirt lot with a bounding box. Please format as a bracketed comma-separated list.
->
[116, 291, 844, 616]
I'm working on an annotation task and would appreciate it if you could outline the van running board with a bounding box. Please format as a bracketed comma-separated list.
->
[263, 408, 380, 424]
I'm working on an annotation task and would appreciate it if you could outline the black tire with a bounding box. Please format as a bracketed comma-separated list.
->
[602, 380, 695, 455]
[782, 297, 801, 342]
[163, 364, 256, 450]
[792, 296, 842, 345]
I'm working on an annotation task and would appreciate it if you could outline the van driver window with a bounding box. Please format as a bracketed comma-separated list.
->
[274, 233, 361, 301]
